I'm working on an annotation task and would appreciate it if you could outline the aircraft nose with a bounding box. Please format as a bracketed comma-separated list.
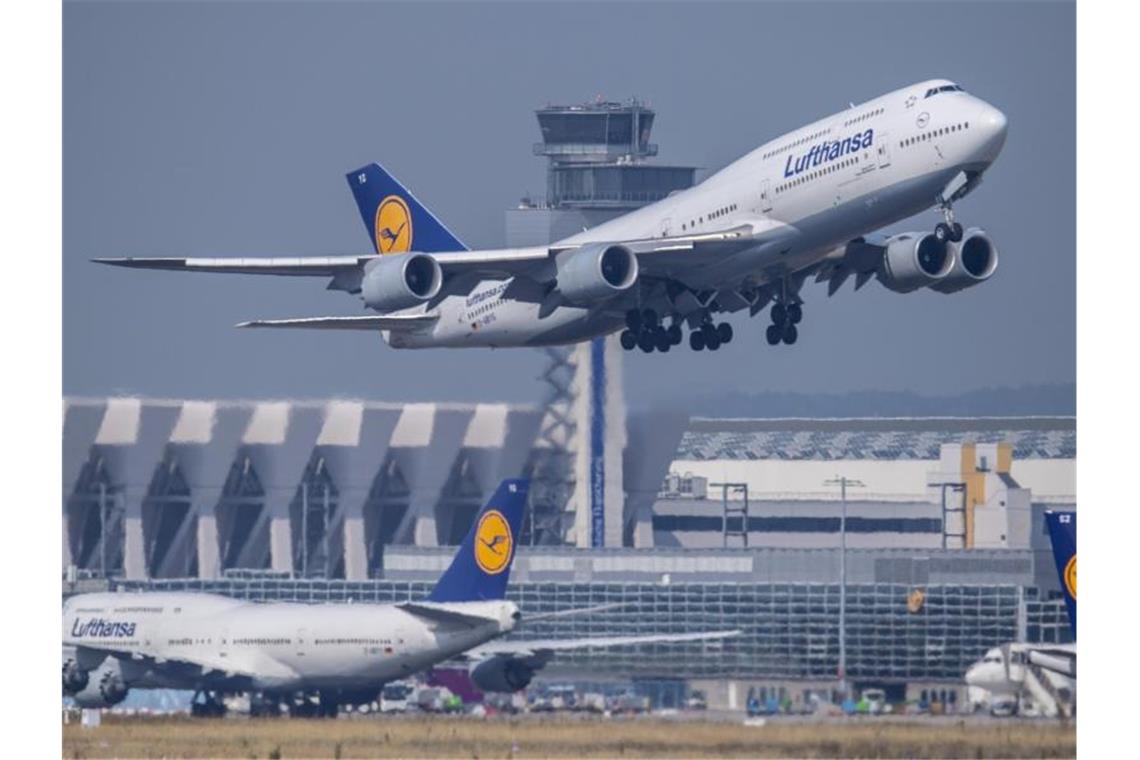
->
[976, 103, 1008, 162]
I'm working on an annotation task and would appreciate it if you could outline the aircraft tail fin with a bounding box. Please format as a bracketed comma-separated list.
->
[427, 479, 528, 603]
[346, 163, 468, 255]
[1044, 510, 1076, 637]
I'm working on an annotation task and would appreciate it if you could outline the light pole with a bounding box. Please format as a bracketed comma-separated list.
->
[824, 475, 864, 703]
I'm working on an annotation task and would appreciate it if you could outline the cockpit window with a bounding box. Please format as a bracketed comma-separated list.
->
[925, 84, 965, 98]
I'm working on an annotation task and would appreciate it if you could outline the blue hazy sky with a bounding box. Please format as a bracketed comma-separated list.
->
[63, 1, 1074, 405]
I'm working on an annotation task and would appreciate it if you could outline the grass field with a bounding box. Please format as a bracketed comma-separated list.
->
[62, 714, 1076, 759]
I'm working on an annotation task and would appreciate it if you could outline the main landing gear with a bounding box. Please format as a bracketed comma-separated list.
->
[620, 309, 682, 353]
[934, 202, 964, 243]
[620, 309, 734, 353]
[765, 282, 802, 346]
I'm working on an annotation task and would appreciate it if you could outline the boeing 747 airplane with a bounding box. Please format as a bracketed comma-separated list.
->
[62, 480, 737, 716]
[97, 79, 1007, 353]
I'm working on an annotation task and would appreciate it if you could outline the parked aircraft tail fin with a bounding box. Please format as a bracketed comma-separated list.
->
[1044, 510, 1076, 637]
[346, 163, 468, 255]
[427, 479, 528, 603]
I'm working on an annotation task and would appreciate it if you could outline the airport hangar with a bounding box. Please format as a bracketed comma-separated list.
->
[63, 393, 1074, 709]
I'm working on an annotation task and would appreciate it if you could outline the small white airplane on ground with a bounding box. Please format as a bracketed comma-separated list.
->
[965, 511, 1076, 715]
[97, 78, 1007, 353]
[62, 479, 737, 716]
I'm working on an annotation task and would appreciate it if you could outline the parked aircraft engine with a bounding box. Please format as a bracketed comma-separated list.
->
[469, 654, 539, 693]
[361, 253, 443, 311]
[71, 660, 129, 708]
[62, 658, 89, 695]
[930, 229, 999, 293]
[555, 243, 638, 304]
[877, 232, 954, 293]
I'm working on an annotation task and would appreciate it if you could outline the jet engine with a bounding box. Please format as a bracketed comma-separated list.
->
[929, 229, 999, 293]
[70, 659, 129, 708]
[877, 232, 954, 293]
[555, 243, 638, 305]
[469, 655, 539, 693]
[62, 658, 89, 695]
[361, 253, 443, 311]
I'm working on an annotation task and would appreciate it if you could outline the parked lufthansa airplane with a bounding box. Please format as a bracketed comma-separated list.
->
[97, 79, 1007, 353]
[62, 479, 736, 716]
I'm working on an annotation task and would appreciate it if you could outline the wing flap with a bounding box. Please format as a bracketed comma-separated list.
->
[236, 314, 438, 331]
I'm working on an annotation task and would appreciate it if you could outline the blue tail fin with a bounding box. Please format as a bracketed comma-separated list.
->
[346, 163, 468, 255]
[1044, 510, 1076, 637]
[427, 479, 528, 603]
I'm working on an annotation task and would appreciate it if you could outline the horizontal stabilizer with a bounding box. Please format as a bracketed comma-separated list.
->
[397, 602, 498, 628]
[236, 314, 437, 331]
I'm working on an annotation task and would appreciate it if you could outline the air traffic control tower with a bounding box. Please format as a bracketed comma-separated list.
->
[508, 100, 696, 549]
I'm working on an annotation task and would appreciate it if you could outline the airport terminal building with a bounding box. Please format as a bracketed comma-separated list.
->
[63, 395, 1075, 704]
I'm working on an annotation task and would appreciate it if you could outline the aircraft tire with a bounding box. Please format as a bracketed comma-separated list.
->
[625, 310, 643, 332]
[620, 330, 637, 351]
[787, 304, 802, 324]
[783, 324, 798, 345]
[950, 222, 964, 242]
[654, 328, 672, 353]
[771, 303, 787, 325]
[935, 222, 951, 243]
[766, 324, 782, 345]
[668, 324, 683, 345]
[717, 322, 733, 343]
[689, 331, 705, 351]
[642, 309, 659, 329]
[638, 333, 655, 353]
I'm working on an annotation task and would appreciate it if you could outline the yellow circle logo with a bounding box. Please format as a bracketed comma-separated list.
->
[474, 509, 513, 575]
[1064, 555, 1076, 599]
[374, 195, 413, 254]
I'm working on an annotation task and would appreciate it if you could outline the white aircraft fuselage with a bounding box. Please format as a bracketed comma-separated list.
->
[64, 592, 519, 693]
[388, 79, 1007, 348]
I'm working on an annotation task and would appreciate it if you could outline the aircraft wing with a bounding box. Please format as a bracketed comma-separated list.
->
[236, 314, 438, 331]
[468, 628, 740, 658]
[93, 219, 794, 288]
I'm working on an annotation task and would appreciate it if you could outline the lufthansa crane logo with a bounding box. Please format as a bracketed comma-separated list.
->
[374, 195, 413, 254]
[1064, 555, 1076, 599]
[474, 509, 513, 575]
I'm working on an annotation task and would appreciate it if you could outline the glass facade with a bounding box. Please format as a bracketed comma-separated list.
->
[550, 166, 696, 206]
[112, 577, 1067, 683]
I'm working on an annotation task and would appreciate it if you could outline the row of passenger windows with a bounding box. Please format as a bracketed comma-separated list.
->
[775, 156, 859, 194]
[762, 127, 833, 160]
[843, 106, 883, 127]
[899, 122, 970, 148]
[681, 203, 738, 232]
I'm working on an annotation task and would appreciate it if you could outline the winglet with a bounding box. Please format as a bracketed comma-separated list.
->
[427, 479, 528, 603]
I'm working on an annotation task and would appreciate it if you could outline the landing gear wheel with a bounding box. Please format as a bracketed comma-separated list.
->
[654, 328, 672, 353]
[716, 322, 734, 344]
[766, 324, 782, 345]
[702, 324, 721, 351]
[690, 331, 706, 351]
[771, 303, 787, 325]
[624, 310, 643, 332]
[667, 324, 683, 345]
[619, 330, 637, 351]
[935, 222, 951, 243]
[786, 304, 802, 325]
[641, 309, 659, 329]
[950, 222, 964, 242]
[783, 324, 798, 345]
[637, 333, 655, 353]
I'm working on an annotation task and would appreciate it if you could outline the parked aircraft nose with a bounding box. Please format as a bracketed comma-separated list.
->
[976, 104, 1008, 163]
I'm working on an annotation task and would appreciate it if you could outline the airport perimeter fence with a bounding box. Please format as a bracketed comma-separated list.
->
[108, 577, 1071, 682]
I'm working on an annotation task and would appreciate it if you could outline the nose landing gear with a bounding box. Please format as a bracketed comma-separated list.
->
[934, 202, 964, 243]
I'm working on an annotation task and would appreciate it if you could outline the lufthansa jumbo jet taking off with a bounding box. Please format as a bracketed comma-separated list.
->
[97, 79, 1007, 353]
[62, 480, 737, 716]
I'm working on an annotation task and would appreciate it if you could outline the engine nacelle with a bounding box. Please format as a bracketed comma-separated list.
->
[555, 243, 638, 305]
[929, 229, 999, 294]
[877, 232, 954, 293]
[70, 659, 129, 708]
[62, 658, 89, 695]
[469, 655, 538, 693]
[361, 253, 443, 312]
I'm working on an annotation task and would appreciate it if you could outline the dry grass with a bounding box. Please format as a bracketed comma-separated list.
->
[62, 714, 1076, 759]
